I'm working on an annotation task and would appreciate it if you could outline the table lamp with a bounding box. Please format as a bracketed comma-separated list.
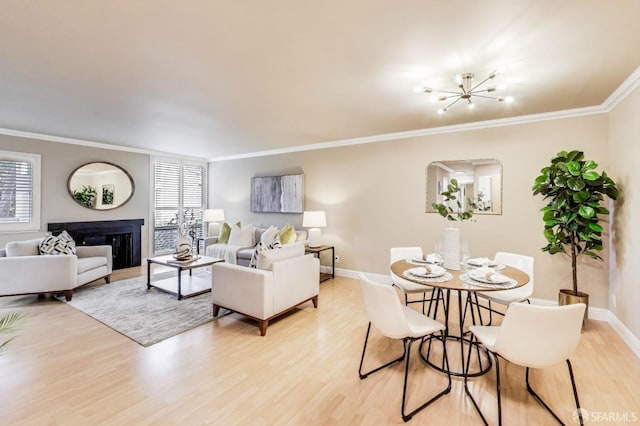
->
[302, 211, 326, 248]
[204, 209, 225, 237]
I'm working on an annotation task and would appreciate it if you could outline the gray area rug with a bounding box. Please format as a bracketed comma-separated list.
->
[57, 270, 213, 346]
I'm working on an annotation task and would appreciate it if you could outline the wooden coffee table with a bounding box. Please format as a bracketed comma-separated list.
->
[147, 255, 224, 300]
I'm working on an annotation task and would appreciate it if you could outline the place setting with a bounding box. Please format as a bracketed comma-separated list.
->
[460, 266, 517, 289]
[403, 259, 453, 283]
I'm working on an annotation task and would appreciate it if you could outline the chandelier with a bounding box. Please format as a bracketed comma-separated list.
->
[415, 67, 513, 114]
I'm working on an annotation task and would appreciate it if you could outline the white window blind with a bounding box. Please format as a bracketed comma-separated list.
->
[152, 159, 205, 255]
[0, 151, 40, 232]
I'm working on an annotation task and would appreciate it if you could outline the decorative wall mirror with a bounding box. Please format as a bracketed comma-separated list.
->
[67, 162, 135, 210]
[425, 159, 503, 215]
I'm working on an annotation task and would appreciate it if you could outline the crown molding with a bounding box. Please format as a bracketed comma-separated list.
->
[0, 127, 206, 162]
[2, 67, 639, 163]
[210, 105, 606, 162]
[211, 65, 640, 162]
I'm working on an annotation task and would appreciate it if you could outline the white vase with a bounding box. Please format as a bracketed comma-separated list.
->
[443, 226, 461, 270]
[175, 236, 193, 260]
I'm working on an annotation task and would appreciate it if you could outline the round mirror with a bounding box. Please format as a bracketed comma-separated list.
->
[67, 162, 135, 210]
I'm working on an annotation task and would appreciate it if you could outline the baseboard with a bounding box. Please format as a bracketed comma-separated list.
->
[337, 268, 640, 359]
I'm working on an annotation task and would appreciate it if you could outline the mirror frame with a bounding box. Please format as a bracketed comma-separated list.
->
[67, 161, 135, 210]
[425, 159, 503, 215]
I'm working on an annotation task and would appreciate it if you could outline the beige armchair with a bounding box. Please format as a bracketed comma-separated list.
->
[0, 237, 112, 301]
[212, 243, 319, 335]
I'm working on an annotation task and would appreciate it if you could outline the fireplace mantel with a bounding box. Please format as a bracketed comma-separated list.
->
[48, 219, 144, 270]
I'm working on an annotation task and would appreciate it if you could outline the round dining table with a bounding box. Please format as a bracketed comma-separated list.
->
[390, 259, 530, 377]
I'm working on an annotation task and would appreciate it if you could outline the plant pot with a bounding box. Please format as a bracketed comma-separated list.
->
[558, 289, 589, 328]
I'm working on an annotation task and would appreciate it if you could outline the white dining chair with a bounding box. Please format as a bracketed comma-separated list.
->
[358, 273, 451, 422]
[474, 252, 534, 324]
[464, 302, 586, 426]
[390, 247, 440, 316]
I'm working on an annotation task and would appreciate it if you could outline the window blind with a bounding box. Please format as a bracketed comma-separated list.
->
[0, 159, 33, 223]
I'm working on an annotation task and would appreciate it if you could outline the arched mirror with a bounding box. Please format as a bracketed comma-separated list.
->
[426, 159, 503, 215]
[68, 162, 134, 210]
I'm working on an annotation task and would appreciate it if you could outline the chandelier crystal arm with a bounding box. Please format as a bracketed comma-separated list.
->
[469, 74, 495, 92]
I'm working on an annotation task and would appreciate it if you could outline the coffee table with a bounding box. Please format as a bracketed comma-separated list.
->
[147, 255, 224, 300]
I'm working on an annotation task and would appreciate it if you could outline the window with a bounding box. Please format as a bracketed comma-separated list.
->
[0, 150, 41, 232]
[151, 158, 206, 255]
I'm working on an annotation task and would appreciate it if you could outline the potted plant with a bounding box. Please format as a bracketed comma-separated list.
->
[1, 312, 26, 354]
[532, 150, 619, 322]
[432, 178, 479, 269]
[72, 185, 97, 208]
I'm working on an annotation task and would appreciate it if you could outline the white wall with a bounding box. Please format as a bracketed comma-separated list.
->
[609, 85, 640, 339]
[209, 114, 613, 308]
[0, 135, 151, 258]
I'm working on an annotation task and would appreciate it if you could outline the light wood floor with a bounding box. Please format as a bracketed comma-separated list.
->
[1, 267, 639, 425]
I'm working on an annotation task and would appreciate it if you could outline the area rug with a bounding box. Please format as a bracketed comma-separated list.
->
[56, 270, 213, 347]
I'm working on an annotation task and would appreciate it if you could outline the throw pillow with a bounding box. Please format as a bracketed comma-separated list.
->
[249, 236, 282, 268]
[218, 222, 234, 244]
[260, 225, 279, 245]
[277, 224, 297, 245]
[228, 223, 254, 246]
[256, 242, 304, 270]
[39, 231, 77, 255]
[5, 238, 43, 257]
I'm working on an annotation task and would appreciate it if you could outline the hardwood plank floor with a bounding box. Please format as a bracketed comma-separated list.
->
[1, 267, 639, 425]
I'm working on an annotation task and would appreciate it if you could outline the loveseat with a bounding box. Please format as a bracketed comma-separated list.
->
[203, 224, 307, 266]
[212, 242, 319, 335]
[0, 237, 112, 301]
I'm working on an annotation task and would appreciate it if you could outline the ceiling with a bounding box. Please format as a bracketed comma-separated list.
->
[1, 1, 640, 160]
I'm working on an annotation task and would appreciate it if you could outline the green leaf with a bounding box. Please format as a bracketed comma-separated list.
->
[567, 161, 581, 176]
[583, 171, 600, 181]
[588, 222, 603, 232]
[567, 178, 585, 191]
[573, 191, 590, 202]
[582, 160, 598, 171]
[578, 205, 595, 218]
[578, 231, 591, 241]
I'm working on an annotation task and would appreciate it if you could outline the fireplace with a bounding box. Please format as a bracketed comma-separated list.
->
[48, 219, 144, 270]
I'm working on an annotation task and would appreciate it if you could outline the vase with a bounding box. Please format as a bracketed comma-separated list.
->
[443, 226, 461, 270]
[175, 236, 193, 260]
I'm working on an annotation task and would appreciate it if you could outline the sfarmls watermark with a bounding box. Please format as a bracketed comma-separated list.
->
[573, 408, 638, 423]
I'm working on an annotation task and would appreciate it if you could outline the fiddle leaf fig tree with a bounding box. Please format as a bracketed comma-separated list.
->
[432, 178, 477, 222]
[532, 150, 619, 295]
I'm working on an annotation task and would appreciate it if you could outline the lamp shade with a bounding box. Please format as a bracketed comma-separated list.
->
[302, 211, 326, 228]
[204, 209, 225, 222]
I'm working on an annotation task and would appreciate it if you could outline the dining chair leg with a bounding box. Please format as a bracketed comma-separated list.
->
[525, 360, 584, 426]
[463, 334, 489, 426]
[567, 360, 584, 426]
[359, 322, 406, 379]
[401, 334, 452, 422]
[494, 353, 503, 426]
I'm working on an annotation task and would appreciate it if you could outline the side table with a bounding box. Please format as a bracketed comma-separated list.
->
[305, 245, 335, 282]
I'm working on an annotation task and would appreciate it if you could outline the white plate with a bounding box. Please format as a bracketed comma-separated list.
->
[408, 266, 446, 278]
[468, 269, 511, 284]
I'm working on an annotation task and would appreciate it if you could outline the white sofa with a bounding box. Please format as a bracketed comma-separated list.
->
[204, 225, 307, 266]
[0, 238, 112, 301]
[211, 243, 319, 335]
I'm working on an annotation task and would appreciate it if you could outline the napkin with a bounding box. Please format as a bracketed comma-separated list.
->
[423, 253, 442, 263]
[412, 265, 445, 276]
[471, 267, 509, 283]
